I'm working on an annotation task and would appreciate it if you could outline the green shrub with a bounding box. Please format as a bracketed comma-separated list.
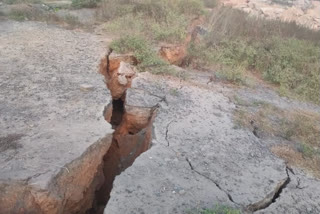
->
[3, 0, 42, 4]
[8, 7, 44, 21]
[110, 35, 168, 72]
[150, 11, 187, 43]
[99, 0, 134, 20]
[133, 0, 172, 22]
[198, 205, 241, 214]
[104, 10, 187, 43]
[298, 143, 316, 158]
[71, 0, 99, 8]
[100, 0, 204, 43]
[63, 15, 81, 26]
[103, 13, 146, 35]
[9, 10, 27, 21]
[202, 0, 218, 8]
[187, 39, 257, 68]
[189, 36, 319, 103]
[213, 40, 256, 68]
[178, 0, 204, 16]
[186, 42, 213, 66]
[255, 38, 320, 104]
[216, 66, 246, 85]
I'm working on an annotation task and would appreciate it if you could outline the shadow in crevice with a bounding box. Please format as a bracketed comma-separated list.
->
[88, 95, 156, 214]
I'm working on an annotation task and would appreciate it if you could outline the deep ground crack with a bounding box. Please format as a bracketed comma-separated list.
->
[185, 157, 239, 205]
[246, 166, 292, 212]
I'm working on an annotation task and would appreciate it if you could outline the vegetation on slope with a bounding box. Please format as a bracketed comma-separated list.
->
[110, 35, 169, 74]
[99, 0, 206, 43]
[5, 0, 318, 104]
[98, 1, 320, 104]
[233, 97, 320, 177]
[187, 7, 320, 104]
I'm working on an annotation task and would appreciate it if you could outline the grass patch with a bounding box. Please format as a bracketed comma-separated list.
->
[201, 206, 241, 214]
[7, 6, 82, 28]
[202, 0, 218, 8]
[9, 10, 27, 21]
[8, 6, 46, 21]
[185, 6, 320, 104]
[63, 14, 81, 27]
[298, 143, 317, 158]
[187, 41, 254, 85]
[234, 102, 320, 146]
[216, 66, 247, 85]
[189, 205, 241, 214]
[233, 98, 320, 176]
[272, 145, 320, 178]
[99, 0, 206, 43]
[178, 0, 204, 16]
[255, 38, 320, 104]
[71, 0, 99, 8]
[187, 23, 320, 104]
[3, 0, 42, 4]
[103, 12, 187, 43]
[110, 35, 170, 73]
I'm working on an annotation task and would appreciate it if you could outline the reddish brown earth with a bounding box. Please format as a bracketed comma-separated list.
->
[159, 16, 205, 66]
[94, 54, 158, 213]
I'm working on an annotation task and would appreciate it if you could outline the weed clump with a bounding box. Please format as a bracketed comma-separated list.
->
[100, 0, 206, 43]
[71, 0, 99, 8]
[110, 35, 169, 73]
[233, 98, 320, 177]
[189, 205, 241, 214]
[186, 8, 320, 103]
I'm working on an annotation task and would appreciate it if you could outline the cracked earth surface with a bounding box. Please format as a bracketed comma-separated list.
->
[1, 19, 320, 214]
[105, 73, 320, 214]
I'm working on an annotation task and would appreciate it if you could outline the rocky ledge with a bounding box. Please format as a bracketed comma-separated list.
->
[0, 20, 113, 214]
[105, 72, 320, 214]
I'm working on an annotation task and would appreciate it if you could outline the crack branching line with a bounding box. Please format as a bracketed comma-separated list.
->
[131, 87, 168, 105]
[246, 166, 293, 213]
[165, 120, 175, 147]
[185, 157, 239, 205]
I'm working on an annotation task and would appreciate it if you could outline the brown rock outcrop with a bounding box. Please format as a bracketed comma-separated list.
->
[159, 16, 205, 66]
[159, 44, 187, 65]
[99, 54, 137, 100]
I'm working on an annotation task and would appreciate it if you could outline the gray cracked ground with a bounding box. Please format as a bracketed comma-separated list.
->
[105, 73, 320, 214]
[0, 20, 111, 188]
[0, 20, 320, 214]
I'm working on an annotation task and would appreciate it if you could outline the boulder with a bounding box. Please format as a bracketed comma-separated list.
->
[159, 44, 187, 66]
[99, 54, 137, 100]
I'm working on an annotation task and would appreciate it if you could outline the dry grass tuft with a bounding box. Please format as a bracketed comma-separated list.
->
[207, 6, 320, 43]
[234, 102, 320, 145]
[272, 145, 320, 178]
[233, 99, 320, 176]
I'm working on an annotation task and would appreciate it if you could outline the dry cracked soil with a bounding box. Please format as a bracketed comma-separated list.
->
[1, 20, 320, 214]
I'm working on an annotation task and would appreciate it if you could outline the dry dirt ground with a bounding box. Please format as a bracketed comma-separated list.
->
[0, 20, 114, 213]
[1, 20, 320, 214]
